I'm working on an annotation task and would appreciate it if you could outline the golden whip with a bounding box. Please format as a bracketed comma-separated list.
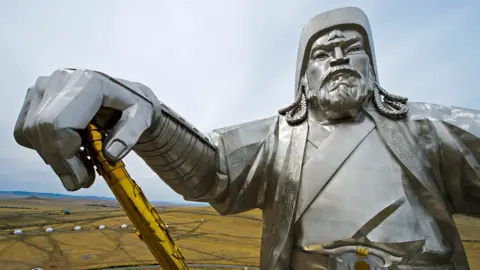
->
[83, 123, 189, 270]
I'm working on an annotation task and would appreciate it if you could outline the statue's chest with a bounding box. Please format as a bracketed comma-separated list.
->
[295, 129, 425, 245]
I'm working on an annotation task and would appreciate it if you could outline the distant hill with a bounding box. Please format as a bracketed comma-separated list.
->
[0, 191, 205, 206]
[25, 195, 44, 200]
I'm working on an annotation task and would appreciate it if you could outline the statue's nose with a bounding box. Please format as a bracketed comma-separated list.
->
[330, 46, 349, 67]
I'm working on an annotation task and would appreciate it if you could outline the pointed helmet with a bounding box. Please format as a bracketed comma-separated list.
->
[294, 7, 379, 97]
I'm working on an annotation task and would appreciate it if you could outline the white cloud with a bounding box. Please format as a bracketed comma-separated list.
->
[0, 0, 478, 202]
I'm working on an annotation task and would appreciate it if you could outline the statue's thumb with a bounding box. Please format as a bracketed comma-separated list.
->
[102, 105, 153, 162]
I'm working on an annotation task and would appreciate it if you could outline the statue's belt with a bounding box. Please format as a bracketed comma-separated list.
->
[290, 245, 454, 270]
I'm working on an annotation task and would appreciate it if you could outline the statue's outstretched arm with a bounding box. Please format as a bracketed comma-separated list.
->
[132, 100, 220, 201]
[133, 98, 277, 214]
[13, 69, 275, 215]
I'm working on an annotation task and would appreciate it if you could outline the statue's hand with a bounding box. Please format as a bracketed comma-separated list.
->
[13, 68, 155, 191]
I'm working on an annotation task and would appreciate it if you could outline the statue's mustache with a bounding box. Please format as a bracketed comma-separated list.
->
[319, 65, 362, 90]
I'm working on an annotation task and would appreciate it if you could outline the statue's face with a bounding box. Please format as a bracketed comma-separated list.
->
[305, 29, 374, 120]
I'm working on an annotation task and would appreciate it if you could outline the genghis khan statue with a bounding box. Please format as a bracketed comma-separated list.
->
[13, 6, 480, 270]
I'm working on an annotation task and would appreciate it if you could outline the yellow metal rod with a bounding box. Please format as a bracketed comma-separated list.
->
[83, 123, 189, 270]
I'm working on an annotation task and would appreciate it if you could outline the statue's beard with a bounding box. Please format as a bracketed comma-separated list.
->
[307, 70, 373, 121]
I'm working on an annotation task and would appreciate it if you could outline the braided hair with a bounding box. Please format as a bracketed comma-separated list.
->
[279, 68, 409, 125]
[278, 79, 309, 125]
[372, 83, 409, 119]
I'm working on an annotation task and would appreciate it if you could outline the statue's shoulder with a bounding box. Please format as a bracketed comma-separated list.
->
[407, 101, 480, 122]
[212, 115, 279, 138]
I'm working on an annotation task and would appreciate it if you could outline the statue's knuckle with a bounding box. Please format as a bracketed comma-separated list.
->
[79, 69, 94, 77]
[53, 68, 69, 74]
[50, 69, 73, 81]
[33, 76, 49, 92]
[26, 86, 35, 95]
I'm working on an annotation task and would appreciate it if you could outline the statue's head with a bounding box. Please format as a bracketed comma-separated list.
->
[304, 28, 376, 121]
[279, 7, 408, 125]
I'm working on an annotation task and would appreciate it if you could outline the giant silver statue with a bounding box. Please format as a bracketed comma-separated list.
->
[13, 6, 480, 270]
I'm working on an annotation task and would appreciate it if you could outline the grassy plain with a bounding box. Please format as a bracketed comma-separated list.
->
[0, 196, 478, 270]
[0, 196, 262, 270]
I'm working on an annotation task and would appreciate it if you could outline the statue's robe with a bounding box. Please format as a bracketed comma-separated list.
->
[190, 102, 480, 270]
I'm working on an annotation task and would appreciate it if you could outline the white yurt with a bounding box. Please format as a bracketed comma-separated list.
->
[45, 227, 54, 233]
[120, 224, 128, 229]
[13, 229, 23, 235]
[98, 225, 105, 230]
[73, 226, 81, 231]
[200, 219, 205, 223]
[165, 224, 169, 229]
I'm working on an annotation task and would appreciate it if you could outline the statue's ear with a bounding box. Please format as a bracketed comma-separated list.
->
[300, 75, 308, 90]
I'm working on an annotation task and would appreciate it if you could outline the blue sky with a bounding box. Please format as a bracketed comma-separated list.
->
[0, 1, 479, 203]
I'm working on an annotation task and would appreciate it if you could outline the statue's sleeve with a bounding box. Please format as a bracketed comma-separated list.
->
[133, 102, 278, 215]
[411, 103, 480, 216]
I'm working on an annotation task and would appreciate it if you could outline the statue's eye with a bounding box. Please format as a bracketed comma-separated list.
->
[312, 51, 329, 60]
[346, 46, 363, 54]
